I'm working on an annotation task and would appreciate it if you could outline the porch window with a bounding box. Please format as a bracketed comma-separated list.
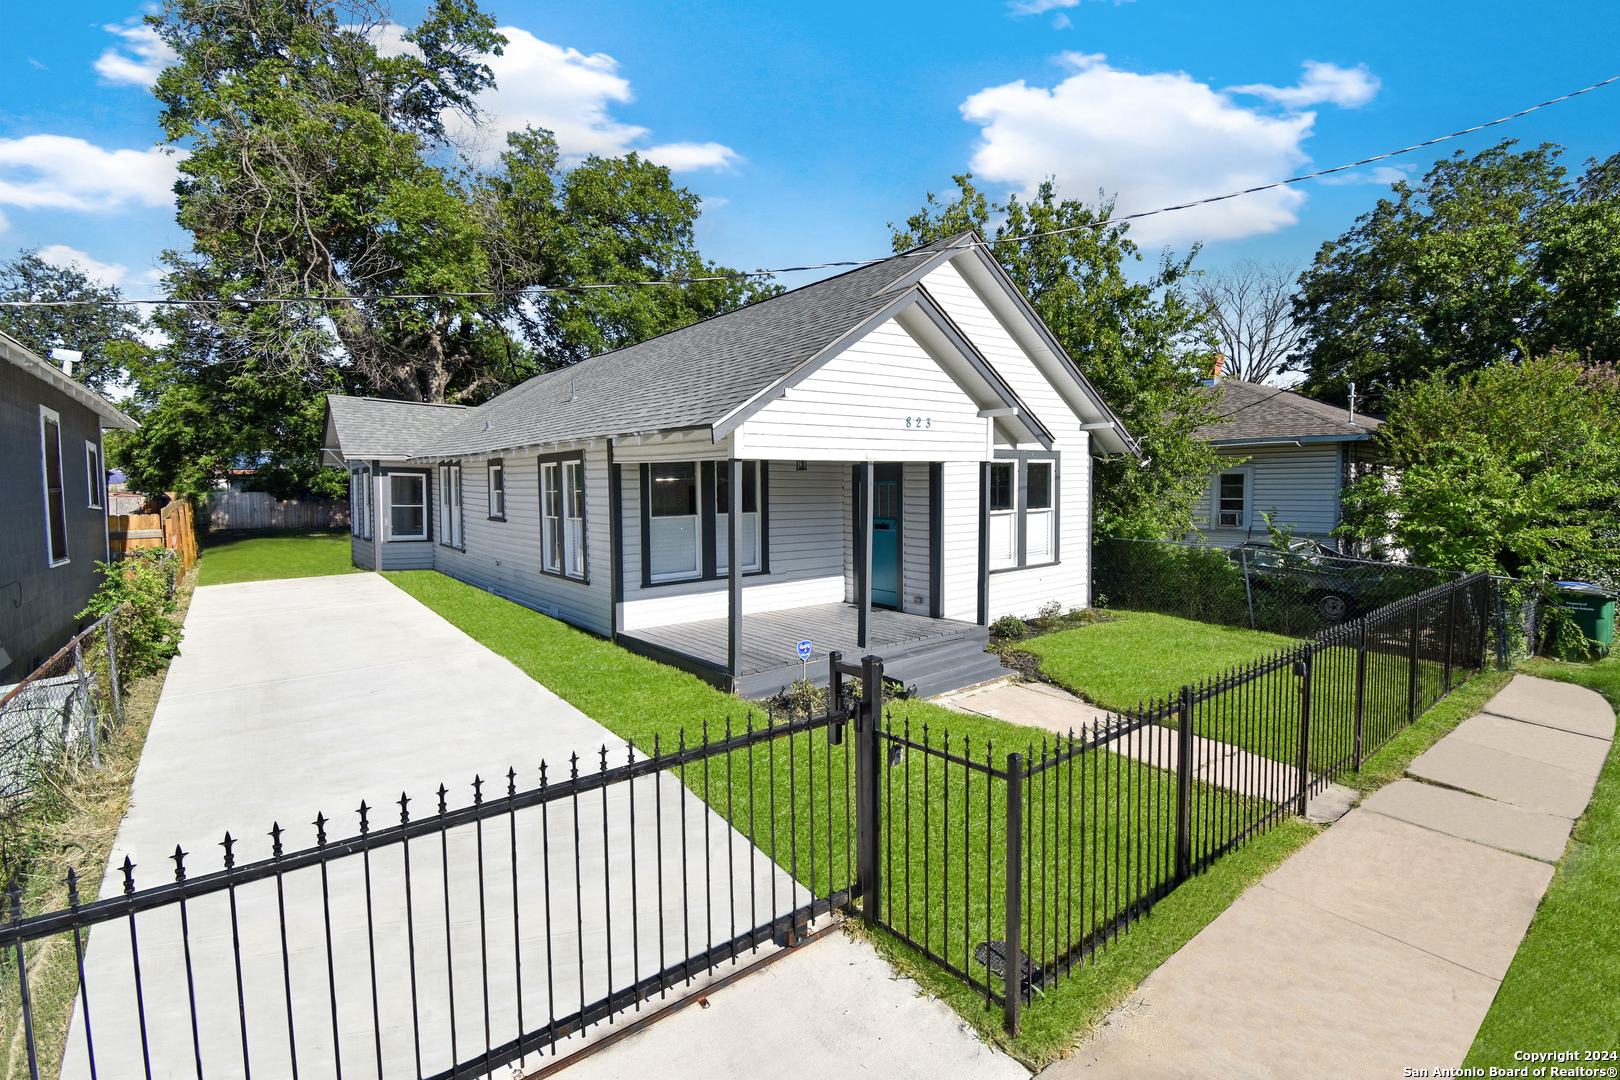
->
[488, 460, 505, 520]
[85, 441, 104, 509]
[648, 462, 700, 582]
[1026, 460, 1054, 563]
[40, 407, 68, 566]
[387, 473, 427, 540]
[439, 463, 463, 548]
[543, 459, 587, 580]
[988, 461, 1016, 570]
[1218, 471, 1247, 527]
[715, 461, 760, 574]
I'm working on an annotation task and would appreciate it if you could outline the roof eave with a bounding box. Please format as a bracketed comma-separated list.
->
[0, 332, 139, 430]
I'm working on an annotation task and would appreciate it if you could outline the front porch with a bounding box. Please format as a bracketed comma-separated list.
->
[619, 603, 1007, 700]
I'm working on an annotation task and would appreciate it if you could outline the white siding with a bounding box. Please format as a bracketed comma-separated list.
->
[429, 448, 613, 635]
[901, 461, 931, 615]
[741, 319, 987, 462]
[619, 459, 846, 632]
[1193, 444, 1344, 547]
[940, 461, 980, 622]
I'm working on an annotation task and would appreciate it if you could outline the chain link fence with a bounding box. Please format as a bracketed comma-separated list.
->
[0, 611, 126, 808]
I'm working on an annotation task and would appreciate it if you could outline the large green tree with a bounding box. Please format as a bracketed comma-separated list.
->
[0, 250, 149, 392]
[1294, 140, 1620, 411]
[1337, 355, 1620, 579]
[891, 175, 1221, 539]
[120, 0, 771, 494]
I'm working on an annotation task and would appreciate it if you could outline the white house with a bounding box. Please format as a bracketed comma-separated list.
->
[322, 233, 1137, 698]
[1192, 379, 1381, 551]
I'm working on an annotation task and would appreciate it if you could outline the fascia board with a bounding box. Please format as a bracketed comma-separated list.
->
[0, 332, 138, 430]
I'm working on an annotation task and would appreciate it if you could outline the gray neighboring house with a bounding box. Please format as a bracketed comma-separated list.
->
[322, 233, 1138, 699]
[1191, 379, 1381, 551]
[0, 332, 138, 682]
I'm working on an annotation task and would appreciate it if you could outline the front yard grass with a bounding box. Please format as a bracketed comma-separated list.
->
[197, 528, 357, 586]
[1464, 656, 1620, 1068]
[1021, 611, 1298, 711]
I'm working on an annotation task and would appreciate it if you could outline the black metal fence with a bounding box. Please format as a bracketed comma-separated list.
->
[0, 574, 1491, 1073]
[1093, 536, 1462, 639]
[865, 570, 1490, 1032]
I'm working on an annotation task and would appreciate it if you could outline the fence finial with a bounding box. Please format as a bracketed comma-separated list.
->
[121, 855, 136, 894]
[171, 845, 187, 882]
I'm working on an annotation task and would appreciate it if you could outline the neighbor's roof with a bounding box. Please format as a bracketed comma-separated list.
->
[1195, 380, 1380, 444]
[0, 331, 138, 430]
[326, 234, 1136, 461]
[322, 394, 470, 464]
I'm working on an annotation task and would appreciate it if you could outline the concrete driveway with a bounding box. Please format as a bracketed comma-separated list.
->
[62, 573, 1017, 1080]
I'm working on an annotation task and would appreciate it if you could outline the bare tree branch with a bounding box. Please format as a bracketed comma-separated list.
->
[1196, 259, 1306, 384]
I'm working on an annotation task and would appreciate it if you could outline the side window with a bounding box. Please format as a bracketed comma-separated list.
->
[85, 441, 104, 509]
[488, 460, 505, 520]
[41, 408, 68, 566]
[439, 463, 463, 548]
[1025, 460, 1054, 563]
[1218, 472, 1247, 527]
[387, 473, 427, 540]
[647, 462, 700, 582]
[987, 461, 1016, 570]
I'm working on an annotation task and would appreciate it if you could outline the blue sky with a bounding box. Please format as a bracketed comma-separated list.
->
[3, 0, 1618, 298]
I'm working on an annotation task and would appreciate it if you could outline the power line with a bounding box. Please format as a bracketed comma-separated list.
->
[3, 72, 1616, 309]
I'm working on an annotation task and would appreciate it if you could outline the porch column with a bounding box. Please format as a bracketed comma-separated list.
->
[858, 460, 874, 649]
[728, 457, 743, 690]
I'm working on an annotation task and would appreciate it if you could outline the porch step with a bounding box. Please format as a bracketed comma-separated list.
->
[885, 639, 1008, 700]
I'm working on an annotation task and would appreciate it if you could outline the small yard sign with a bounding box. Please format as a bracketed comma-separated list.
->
[798, 639, 812, 684]
[797, 640, 813, 660]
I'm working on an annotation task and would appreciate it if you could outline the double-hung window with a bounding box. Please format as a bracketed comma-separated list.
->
[488, 460, 505, 520]
[386, 473, 427, 540]
[715, 461, 761, 574]
[1025, 460, 1054, 563]
[40, 407, 68, 566]
[987, 462, 1017, 569]
[85, 441, 103, 509]
[1217, 471, 1247, 527]
[647, 462, 700, 582]
[542, 459, 587, 579]
[439, 463, 463, 548]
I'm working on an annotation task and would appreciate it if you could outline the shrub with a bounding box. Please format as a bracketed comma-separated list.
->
[989, 614, 1029, 642]
[79, 550, 184, 681]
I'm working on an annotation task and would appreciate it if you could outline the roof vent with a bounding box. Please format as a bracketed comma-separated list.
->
[50, 348, 82, 376]
[483, 419, 492, 432]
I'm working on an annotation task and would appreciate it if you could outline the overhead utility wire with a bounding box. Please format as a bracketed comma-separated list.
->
[4, 72, 1616, 309]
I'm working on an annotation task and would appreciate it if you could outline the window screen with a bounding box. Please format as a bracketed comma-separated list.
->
[989, 462, 1014, 512]
[390, 474, 426, 539]
[1218, 473, 1246, 527]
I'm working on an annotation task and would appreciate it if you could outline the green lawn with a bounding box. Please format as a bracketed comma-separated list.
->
[1022, 611, 1298, 712]
[1464, 656, 1620, 1067]
[197, 530, 359, 586]
[384, 570, 1321, 1064]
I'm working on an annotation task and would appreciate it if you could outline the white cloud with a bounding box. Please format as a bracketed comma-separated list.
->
[374, 24, 740, 172]
[1052, 13, 1072, 29]
[0, 135, 180, 211]
[1007, 0, 1133, 16]
[93, 23, 178, 88]
[961, 52, 1317, 245]
[37, 245, 132, 289]
[0, 209, 9, 235]
[1228, 60, 1380, 110]
[1317, 164, 1412, 187]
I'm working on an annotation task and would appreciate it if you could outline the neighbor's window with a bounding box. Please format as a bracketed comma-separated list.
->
[488, 460, 505, 520]
[85, 440, 104, 509]
[988, 461, 1016, 570]
[439, 463, 463, 548]
[1026, 460, 1054, 563]
[388, 473, 427, 540]
[542, 459, 587, 579]
[648, 462, 700, 582]
[714, 461, 761, 574]
[40, 407, 68, 566]
[1218, 472, 1247, 527]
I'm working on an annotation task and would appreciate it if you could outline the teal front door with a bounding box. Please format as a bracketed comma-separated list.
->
[873, 478, 900, 608]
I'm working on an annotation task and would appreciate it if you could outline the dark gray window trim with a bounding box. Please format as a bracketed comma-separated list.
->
[539, 450, 588, 584]
[487, 457, 506, 521]
[609, 454, 623, 641]
[379, 465, 433, 543]
[988, 449, 1061, 575]
[637, 459, 770, 591]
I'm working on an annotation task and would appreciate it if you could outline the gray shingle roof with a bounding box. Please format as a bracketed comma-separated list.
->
[407, 237, 965, 459]
[1195, 380, 1381, 443]
[324, 395, 470, 461]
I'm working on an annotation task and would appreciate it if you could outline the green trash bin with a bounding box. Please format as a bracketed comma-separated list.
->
[1553, 582, 1616, 659]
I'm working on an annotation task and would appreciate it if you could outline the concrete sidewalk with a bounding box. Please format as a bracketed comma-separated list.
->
[1048, 674, 1615, 1079]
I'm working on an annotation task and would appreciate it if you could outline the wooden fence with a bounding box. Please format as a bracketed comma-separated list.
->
[202, 489, 349, 531]
[108, 499, 197, 571]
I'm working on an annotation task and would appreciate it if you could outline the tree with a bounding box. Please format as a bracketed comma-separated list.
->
[891, 175, 1221, 539]
[1195, 259, 1303, 383]
[1293, 140, 1620, 411]
[0, 250, 149, 392]
[1337, 355, 1620, 579]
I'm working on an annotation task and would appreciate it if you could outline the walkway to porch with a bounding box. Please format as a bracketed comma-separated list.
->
[620, 603, 1008, 700]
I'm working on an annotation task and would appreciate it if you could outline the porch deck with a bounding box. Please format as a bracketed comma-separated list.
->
[620, 603, 1008, 700]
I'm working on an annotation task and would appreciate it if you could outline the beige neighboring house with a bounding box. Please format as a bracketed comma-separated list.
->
[1192, 379, 1381, 551]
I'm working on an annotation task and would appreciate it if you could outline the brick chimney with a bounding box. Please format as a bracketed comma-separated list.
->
[1212, 352, 1226, 379]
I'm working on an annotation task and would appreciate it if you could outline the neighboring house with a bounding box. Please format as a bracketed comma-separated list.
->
[322, 233, 1137, 698]
[0, 332, 138, 682]
[1191, 379, 1381, 550]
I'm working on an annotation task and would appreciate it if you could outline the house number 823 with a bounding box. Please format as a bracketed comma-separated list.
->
[905, 416, 932, 429]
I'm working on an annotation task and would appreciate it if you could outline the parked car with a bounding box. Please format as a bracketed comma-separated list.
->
[1228, 539, 1392, 623]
